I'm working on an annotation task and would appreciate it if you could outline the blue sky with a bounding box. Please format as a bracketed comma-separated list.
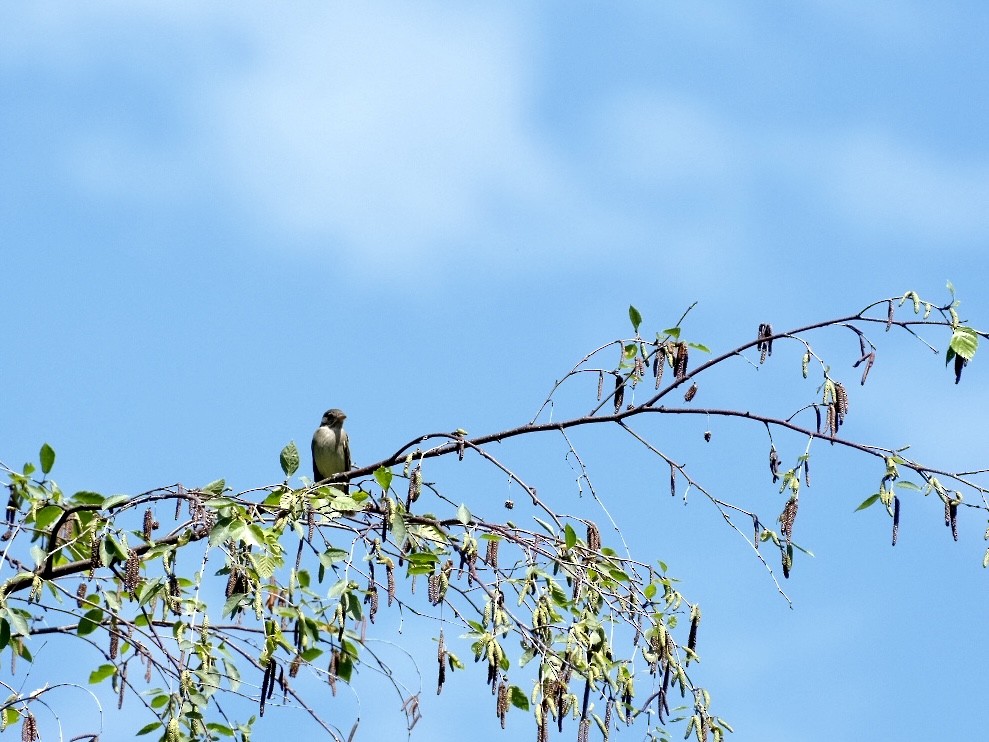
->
[2, 3, 988, 741]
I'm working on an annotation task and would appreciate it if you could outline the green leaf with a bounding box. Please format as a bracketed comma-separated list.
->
[29, 546, 46, 568]
[663, 327, 681, 339]
[136, 722, 162, 736]
[510, 685, 530, 711]
[101, 494, 130, 510]
[205, 723, 235, 737]
[39, 443, 55, 474]
[0, 618, 9, 651]
[374, 466, 393, 492]
[629, 305, 642, 334]
[150, 694, 170, 709]
[608, 568, 630, 582]
[855, 494, 881, 512]
[946, 279, 956, 298]
[895, 481, 921, 491]
[688, 342, 711, 353]
[222, 593, 247, 619]
[89, 664, 117, 684]
[456, 503, 471, 526]
[563, 524, 577, 550]
[280, 441, 300, 478]
[202, 479, 226, 496]
[644, 582, 657, 600]
[71, 491, 105, 506]
[77, 608, 104, 636]
[949, 326, 979, 361]
[33, 505, 62, 531]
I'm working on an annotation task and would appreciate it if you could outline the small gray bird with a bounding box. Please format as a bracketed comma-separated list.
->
[312, 408, 351, 492]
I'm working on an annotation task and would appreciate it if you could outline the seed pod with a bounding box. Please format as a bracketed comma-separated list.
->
[686, 605, 701, 665]
[684, 383, 697, 402]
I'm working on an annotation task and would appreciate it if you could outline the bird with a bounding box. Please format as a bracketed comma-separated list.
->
[311, 408, 351, 493]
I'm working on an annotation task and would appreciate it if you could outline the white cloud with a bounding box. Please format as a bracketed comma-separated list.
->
[205, 5, 581, 263]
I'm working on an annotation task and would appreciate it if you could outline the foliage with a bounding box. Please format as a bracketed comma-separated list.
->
[0, 286, 985, 741]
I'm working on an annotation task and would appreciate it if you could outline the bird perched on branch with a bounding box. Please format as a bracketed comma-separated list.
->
[312, 408, 351, 493]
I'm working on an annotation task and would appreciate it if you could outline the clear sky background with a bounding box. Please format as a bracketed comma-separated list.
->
[3, 3, 988, 741]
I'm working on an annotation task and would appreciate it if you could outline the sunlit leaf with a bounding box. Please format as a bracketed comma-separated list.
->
[279, 441, 300, 478]
[629, 305, 642, 333]
[39, 443, 55, 474]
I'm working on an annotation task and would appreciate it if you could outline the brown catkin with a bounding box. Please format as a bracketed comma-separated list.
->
[886, 299, 894, 331]
[835, 382, 849, 417]
[143, 508, 154, 541]
[587, 522, 601, 552]
[437, 630, 447, 695]
[289, 654, 301, 678]
[485, 538, 499, 570]
[892, 496, 900, 546]
[109, 618, 119, 659]
[684, 383, 697, 402]
[21, 712, 39, 742]
[654, 347, 665, 389]
[597, 371, 604, 400]
[387, 562, 396, 607]
[613, 374, 625, 413]
[90, 531, 103, 575]
[949, 502, 959, 541]
[497, 677, 509, 727]
[76, 583, 87, 608]
[125, 548, 141, 597]
[674, 343, 688, 379]
[780, 497, 798, 545]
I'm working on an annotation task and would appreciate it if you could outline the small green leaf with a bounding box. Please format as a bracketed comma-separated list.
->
[280, 441, 300, 478]
[949, 326, 979, 361]
[39, 443, 55, 474]
[644, 582, 657, 600]
[662, 327, 681, 339]
[71, 491, 105, 505]
[895, 481, 921, 491]
[855, 494, 881, 512]
[33, 505, 62, 531]
[946, 279, 956, 298]
[89, 664, 117, 684]
[608, 568, 630, 582]
[563, 524, 577, 549]
[456, 503, 471, 525]
[374, 466, 393, 493]
[101, 494, 130, 510]
[136, 722, 162, 736]
[201, 479, 226, 496]
[629, 305, 643, 334]
[510, 685, 530, 711]
[0, 618, 9, 650]
[77, 608, 104, 636]
[688, 342, 711, 353]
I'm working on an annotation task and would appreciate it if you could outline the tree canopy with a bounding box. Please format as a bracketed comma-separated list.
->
[1, 286, 984, 742]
